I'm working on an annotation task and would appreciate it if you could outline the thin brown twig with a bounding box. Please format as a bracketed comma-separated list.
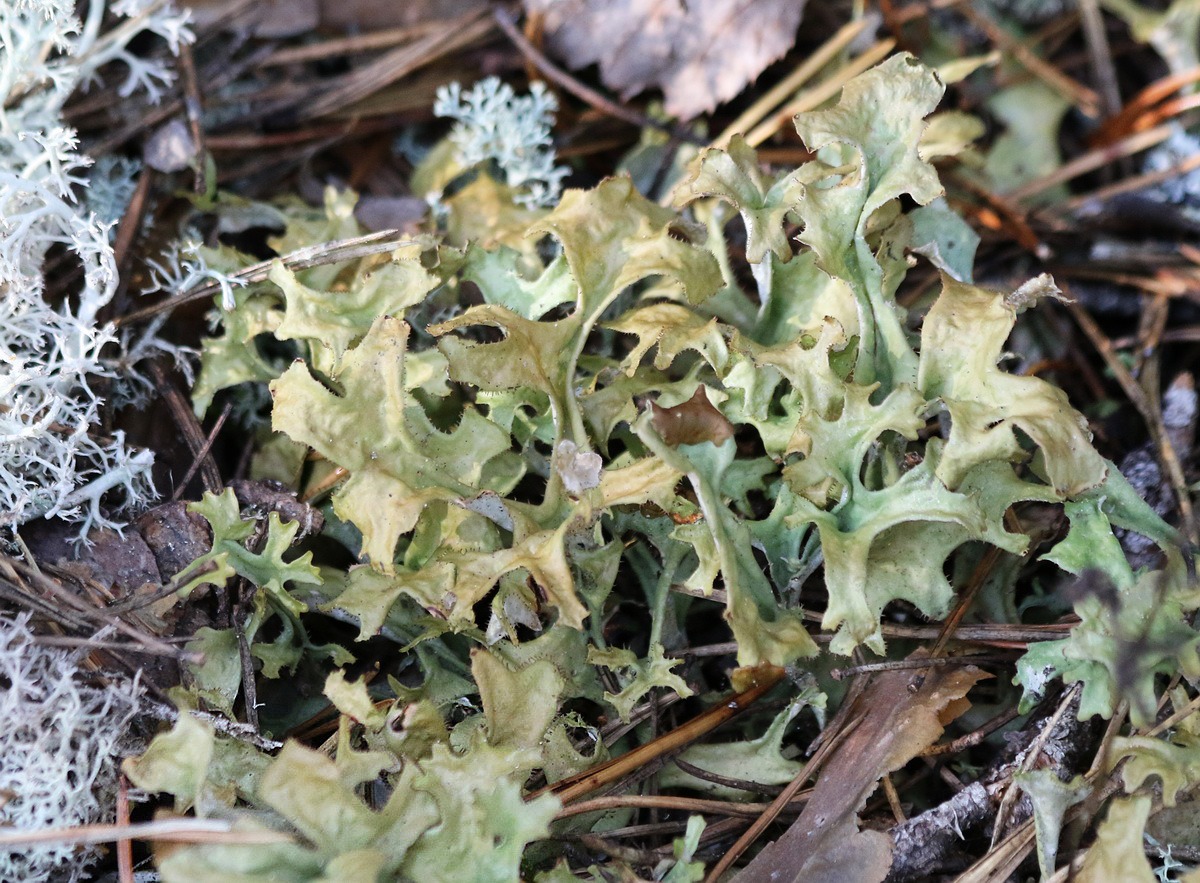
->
[882, 773, 906, 824]
[150, 361, 222, 494]
[830, 653, 1012, 681]
[87, 41, 271, 158]
[1077, 0, 1122, 119]
[1065, 290, 1197, 543]
[111, 165, 153, 278]
[177, 42, 207, 194]
[555, 793, 796, 820]
[672, 759, 783, 797]
[29, 635, 200, 662]
[677, 619, 1073, 660]
[1091, 66, 1200, 147]
[921, 704, 1023, 757]
[236, 605, 260, 732]
[918, 543, 1009, 687]
[958, 3, 1100, 116]
[3, 555, 193, 659]
[1044, 148, 1200, 217]
[1010, 114, 1200, 202]
[534, 666, 784, 805]
[116, 776, 133, 883]
[171, 402, 232, 503]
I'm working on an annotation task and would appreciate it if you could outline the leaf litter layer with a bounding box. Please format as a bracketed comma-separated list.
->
[8, 3, 1200, 882]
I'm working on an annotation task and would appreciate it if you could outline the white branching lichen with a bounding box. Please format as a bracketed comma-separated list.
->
[0, 612, 140, 882]
[434, 76, 568, 208]
[0, 0, 193, 541]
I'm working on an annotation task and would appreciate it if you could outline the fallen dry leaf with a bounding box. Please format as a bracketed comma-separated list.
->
[652, 386, 735, 446]
[524, 0, 807, 120]
[736, 654, 991, 883]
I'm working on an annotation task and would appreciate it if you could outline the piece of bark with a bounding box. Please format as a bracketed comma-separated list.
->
[885, 687, 1098, 882]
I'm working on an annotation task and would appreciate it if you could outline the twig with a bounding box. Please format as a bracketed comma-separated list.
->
[0, 818, 294, 847]
[29, 635, 200, 662]
[111, 165, 153, 279]
[150, 361, 222, 494]
[672, 759, 784, 797]
[1010, 115, 1200, 202]
[88, 41, 271, 158]
[177, 42, 207, 194]
[958, 4, 1100, 116]
[534, 666, 784, 805]
[830, 653, 1012, 681]
[116, 776, 133, 883]
[1090, 66, 1200, 147]
[236, 607, 260, 732]
[142, 699, 284, 751]
[1078, 0, 1122, 119]
[3, 554, 190, 659]
[882, 773, 906, 823]
[921, 705, 1023, 757]
[1045, 148, 1200, 217]
[556, 794, 793, 820]
[171, 402, 232, 503]
[1065, 290, 1197, 542]
[115, 229, 416, 327]
[990, 684, 1082, 846]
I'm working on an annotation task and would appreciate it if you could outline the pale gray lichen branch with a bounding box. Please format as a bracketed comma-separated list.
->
[0, 0, 192, 542]
[434, 75, 569, 208]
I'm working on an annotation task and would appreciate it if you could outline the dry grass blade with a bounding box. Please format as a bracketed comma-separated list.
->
[712, 18, 869, 149]
[989, 684, 1081, 849]
[952, 817, 1038, 883]
[556, 794, 801, 820]
[0, 817, 295, 847]
[116, 229, 416, 326]
[743, 39, 897, 148]
[259, 21, 447, 68]
[1065, 290, 1197, 542]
